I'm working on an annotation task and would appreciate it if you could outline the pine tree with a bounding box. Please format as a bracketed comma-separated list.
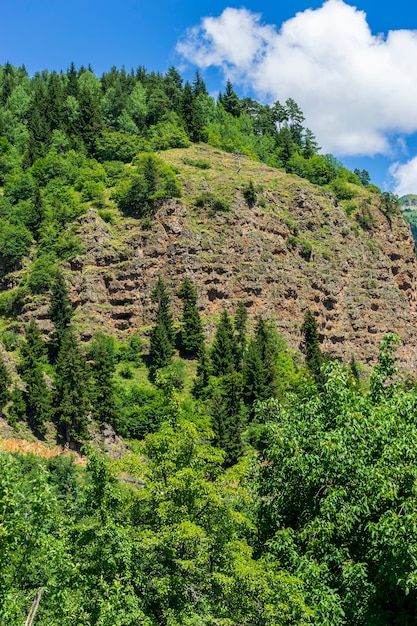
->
[19, 320, 52, 435]
[181, 81, 206, 143]
[242, 337, 268, 408]
[148, 319, 173, 380]
[192, 344, 210, 398]
[90, 338, 117, 425]
[151, 277, 175, 347]
[301, 309, 323, 384]
[55, 329, 90, 443]
[7, 385, 26, 428]
[212, 372, 244, 467]
[178, 277, 204, 357]
[48, 270, 73, 358]
[242, 318, 278, 411]
[219, 80, 241, 117]
[211, 310, 238, 376]
[192, 70, 208, 97]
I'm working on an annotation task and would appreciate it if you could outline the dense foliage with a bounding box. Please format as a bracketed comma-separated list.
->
[2, 333, 417, 624]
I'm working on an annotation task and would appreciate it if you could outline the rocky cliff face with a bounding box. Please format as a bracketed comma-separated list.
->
[25, 146, 417, 371]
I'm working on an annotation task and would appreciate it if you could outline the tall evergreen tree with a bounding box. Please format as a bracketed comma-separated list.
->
[148, 318, 173, 381]
[192, 70, 208, 97]
[90, 337, 118, 425]
[48, 270, 73, 358]
[211, 372, 244, 467]
[301, 309, 323, 384]
[19, 319, 52, 434]
[181, 81, 206, 143]
[55, 329, 90, 443]
[242, 318, 279, 411]
[178, 277, 204, 357]
[219, 80, 241, 118]
[211, 310, 238, 376]
[191, 344, 210, 398]
[242, 337, 268, 409]
[150, 277, 175, 347]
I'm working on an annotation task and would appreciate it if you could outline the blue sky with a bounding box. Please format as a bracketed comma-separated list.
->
[2, 0, 417, 194]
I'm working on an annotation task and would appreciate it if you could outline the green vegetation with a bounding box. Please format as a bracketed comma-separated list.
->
[1, 61, 416, 624]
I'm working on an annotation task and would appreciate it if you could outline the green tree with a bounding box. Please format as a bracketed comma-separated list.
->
[181, 80, 207, 142]
[151, 276, 175, 347]
[148, 318, 174, 381]
[0, 349, 11, 415]
[90, 335, 118, 425]
[370, 332, 401, 402]
[219, 80, 241, 117]
[191, 343, 210, 397]
[301, 308, 323, 384]
[47, 270, 73, 357]
[19, 319, 52, 434]
[178, 276, 204, 357]
[211, 309, 238, 376]
[211, 371, 244, 466]
[55, 329, 90, 442]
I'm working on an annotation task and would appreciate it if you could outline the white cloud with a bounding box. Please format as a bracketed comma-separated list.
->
[389, 158, 417, 196]
[177, 0, 417, 157]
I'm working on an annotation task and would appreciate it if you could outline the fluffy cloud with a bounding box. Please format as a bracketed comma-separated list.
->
[177, 0, 417, 157]
[389, 158, 417, 196]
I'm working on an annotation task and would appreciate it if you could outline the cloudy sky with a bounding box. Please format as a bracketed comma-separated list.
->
[2, 0, 417, 194]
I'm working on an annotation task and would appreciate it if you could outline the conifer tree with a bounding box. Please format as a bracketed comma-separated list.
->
[19, 320, 52, 435]
[148, 319, 173, 380]
[181, 81, 206, 142]
[90, 338, 117, 425]
[211, 372, 244, 467]
[219, 80, 241, 117]
[7, 385, 26, 428]
[151, 277, 175, 347]
[48, 270, 73, 358]
[242, 318, 278, 411]
[301, 309, 323, 384]
[55, 329, 90, 442]
[192, 70, 208, 97]
[242, 337, 268, 408]
[211, 310, 238, 377]
[192, 344, 210, 398]
[178, 277, 204, 357]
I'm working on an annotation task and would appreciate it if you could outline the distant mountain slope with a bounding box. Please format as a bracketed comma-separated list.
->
[16, 144, 417, 371]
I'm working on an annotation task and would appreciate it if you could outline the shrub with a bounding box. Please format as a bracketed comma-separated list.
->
[242, 180, 257, 206]
[195, 191, 229, 212]
[331, 179, 357, 201]
[98, 210, 115, 224]
[182, 157, 211, 169]
[27, 255, 57, 294]
[1, 330, 20, 351]
[115, 153, 181, 217]
[0, 220, 32, 271]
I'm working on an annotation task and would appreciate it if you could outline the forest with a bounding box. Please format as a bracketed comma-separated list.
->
[0, 62, 416, 625]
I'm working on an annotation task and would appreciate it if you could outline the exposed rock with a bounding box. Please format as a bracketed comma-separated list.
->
[11, 147, 417, 372]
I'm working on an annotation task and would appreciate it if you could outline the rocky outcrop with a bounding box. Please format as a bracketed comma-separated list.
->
[23, 147, 417, 371]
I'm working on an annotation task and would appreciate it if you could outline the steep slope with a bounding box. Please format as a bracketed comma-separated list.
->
[20, 145, 417, 370]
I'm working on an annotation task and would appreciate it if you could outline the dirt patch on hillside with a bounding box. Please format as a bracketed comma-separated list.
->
[0, 434, 87, 465]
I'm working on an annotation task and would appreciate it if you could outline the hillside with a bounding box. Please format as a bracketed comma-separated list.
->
[8, 143, 415, 371]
